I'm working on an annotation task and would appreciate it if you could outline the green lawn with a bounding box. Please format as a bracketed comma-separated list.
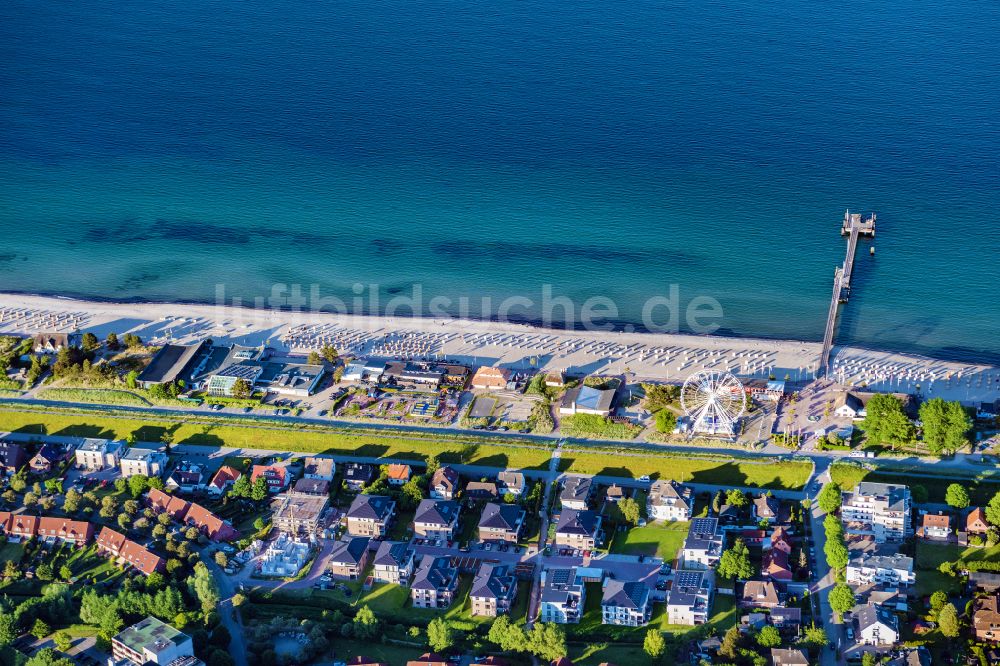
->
[571, 642, 652, 666]
[609, 520, 689, 565]
[327, 639, 426, 664]
[562, 450, 812, 490]
[914, 542, 1000, 570]
[0, 542, 25, 564]
[0, 407, 554, 469]
[830, 461, 1000, 505]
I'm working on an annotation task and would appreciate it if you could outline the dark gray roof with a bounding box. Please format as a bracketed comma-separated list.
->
[560, 477, 592, 504]
[555, 509, 600, 536]
[330, 536, 370, 566]
[684, 518, 720, 550]
[373, 541, 411, 568]
[541, 567, 582, 603]
[601, 579, 648, 610]
[856, 603, 897, 632]
[414, 499, 460, 527]
[771, 606, 802, 624]
[137, 340, 210, 385]
[497, 471, 525, 491]
[853, 482, 911, 511]
[0, 441, 28, 470]
[668, 570, 707, 607]
[649, 479, 690, 509]
[293, 478, 330, 496]
[411, 556, 458, 591]
[344, 463, 374, 482]
[479, 503, 525, 531]
[770, 648, 809, 666]
[471, 563, 517, 601]
[347, 494, 395, 521]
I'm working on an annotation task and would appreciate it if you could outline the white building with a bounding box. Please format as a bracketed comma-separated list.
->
[601, 580, 651, 626]
[667, 570, 715, 625]
[559, 385, 615, 416]
[111, 616, 195, 666]
[75, 438, 125, 471]
[846, 551, 915, 588]
[119, 447, 169, 478]
[856, 603, 900, 646]
[841, 482, 912, 543]
[681, 518, 723, 569]
[647, 479, 692, 522]
[539, 568, 585, 624]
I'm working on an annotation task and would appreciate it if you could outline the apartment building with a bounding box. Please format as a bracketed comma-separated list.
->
[841, 482, 912, 543]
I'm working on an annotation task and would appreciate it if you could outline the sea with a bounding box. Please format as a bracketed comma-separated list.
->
[1, 0, 998, 363]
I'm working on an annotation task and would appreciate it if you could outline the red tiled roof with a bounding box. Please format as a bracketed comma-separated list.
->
[210, 465, 242, 489]
[97, 526, 164, 575]
[185, 502, 238, 541]
[37, 517, 94, 543]
[147, 488, 191, 520]
[386, 464, 411, 481]
[96, 525, 128, 554]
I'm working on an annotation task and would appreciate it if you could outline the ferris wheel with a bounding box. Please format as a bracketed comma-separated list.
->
[680, 370, 747, 436]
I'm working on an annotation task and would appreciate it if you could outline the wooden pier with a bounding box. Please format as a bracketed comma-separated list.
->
[820, 211, 876, 375]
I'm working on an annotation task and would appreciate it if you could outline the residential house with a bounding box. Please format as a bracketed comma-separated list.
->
[413, 499, 460, 540]
[856, 603, 899, 646]
[841, 482, 912, 543]
[752, 494, 779, 524]
[411, 557, 459, 609]
[430, 466, 460, 500]
[559, 385, 615, 416]
[835, 392, 866, 419]
[302, 456, 335, 481]
[386, 464, 412, 486]
[767, 526, 793, 555]
[884, 648, 932, 666]
[559, 477, 592, 510]
[120, 447, 168, 479]
[666, 570, 715, 625]
[471, 366, 511, 390]
[465, 481, 499, 501]
[259, 534, 311, 577]
[74, 438, 124, 471]
[497, 471, 526, 497]
[539, 567, 585, 624]
[601, 580, 651, 626]
[647, 480, 692, 522]
[32, 332, 73, 355]
[348, 658, 388, 666]
[470, 563, 518, 616]
[292, 478, 330, 496]
[35, 517, 94, 546]
[184, 502, 239, 541]
[544, 371, 565, 388]
[328, 536, 372, 580]
[554, 509, 603, 550]
[970, 572, 1000, 593]
[3, 513, 38, 540]
[96, 527, 164, 576]
[681, 518, 723, 570]
[29, 444, 66, 474]
[147, 488, 191, 521]
[0, 440, 27, 475]
[846, 551, 915, 587]
[770, 648, 809, 666]
[762, 548, 793, 582]
[405, 654, 449, 666]
[166, 463, 206, 493]
[605, 484, 626, 503]
[346, 494, 396, 537]
[372, 541, 414, 584]
[917, 512, 951, 540]
[973, 594, 1000, 642]
[112, 616, 195, 666]
[771, 606, 802, 634]
[479, 503, 525, 543]
[249, 464, 289, 494]
[968, 507, 990, 536]
[206, 465, 242, 497]
[343, 463, 375, 491]
[739, 580, 780, 608]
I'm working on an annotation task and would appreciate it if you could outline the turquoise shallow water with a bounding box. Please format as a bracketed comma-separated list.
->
[1, 0, 998, 362]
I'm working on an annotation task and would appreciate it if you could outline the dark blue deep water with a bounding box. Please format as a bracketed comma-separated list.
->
[1, 1, 998, 361]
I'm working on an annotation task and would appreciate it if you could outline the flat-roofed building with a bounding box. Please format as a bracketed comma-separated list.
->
[120, 447, 168, 478]
[842, 482, 912, 543]
[136, 341, 211, 389]
[272, 492, 330, 537]
[559, 385, 615, 417]
[74, 438, 124, 471]
[112, 616, 195, 666]
[847, 550, 915, 587]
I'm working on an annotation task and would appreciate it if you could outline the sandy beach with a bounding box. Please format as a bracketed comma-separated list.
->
[2, 292, 998, 403]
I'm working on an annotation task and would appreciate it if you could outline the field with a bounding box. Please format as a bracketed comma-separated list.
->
[609, 520, 689, 564]
[913, 542, 1000, 596]
[35, 387, 155, 406]
[0, 406, 554, 470]
[562, 449, 812, 490]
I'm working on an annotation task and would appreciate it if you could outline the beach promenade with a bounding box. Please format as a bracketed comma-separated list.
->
[2, 293, 999, 404]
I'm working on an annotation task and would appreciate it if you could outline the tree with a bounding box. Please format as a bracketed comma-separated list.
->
[619, 497, 641, 525]
[654, 409, 677, 433]
[920, 398, 972, 454]
[59, 565, 72, 581]
[911, 484, 929, 503]
[929, 590, 948, 615]
[214, 551, 228, 567]
[250, 477, 268, 502]
[487, 615, 525, 652]
[756, 625, 781, 648]
[829, 583, 855, 615]
[320, 345, 338, 362]
[230, 476, 251, 499]
[127, 475, 151, 499]
[824, 540, 849, 570]
[726, 489, 747, 508]
[36, 564, 54, 581]
[717, 538, 754, 580]
[81, 332, 100, 352]
[189, 563, 220, 613]
[0, 613, 15, 648]
[231, 379, 252, 400]
[31, 619, 51, 640]
[63, 488, 82, 513]
[643, 629, 666, 660]
[802, 624, 829, 648]
[938, 602, 960, 639]
[817, 483, 841, 514]
[860, 394, 914, 449]
[353, 605, 380, 640]
[945, 483, 970, 509]
[4, 559, 21, 581]
[307, 351, 322, 366]
[232, 593, 247, 607]
[105, 333, 120, 350]
[23, 491, 38, 508]
[53, 631, 72, 653]
[986, 491, 1000, 527]
[123, 333, 142, 349]
[25, 648, 73, 666]
[861, 653, 877, 666]
[208, 650, 235, 666]
[426, 617, 454, 652]
[719, 625, 741, 659]
[10, 470, 27, 492]
[526, 623, 567, 662]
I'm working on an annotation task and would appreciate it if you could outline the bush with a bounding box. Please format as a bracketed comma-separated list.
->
[560, 413, 641, 440]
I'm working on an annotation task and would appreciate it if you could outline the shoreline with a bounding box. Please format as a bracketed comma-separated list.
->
[2, 291, 999, 402]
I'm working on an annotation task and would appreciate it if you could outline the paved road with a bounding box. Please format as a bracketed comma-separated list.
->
[205, 557, 249, 666]
[809, 466, 839, 666]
